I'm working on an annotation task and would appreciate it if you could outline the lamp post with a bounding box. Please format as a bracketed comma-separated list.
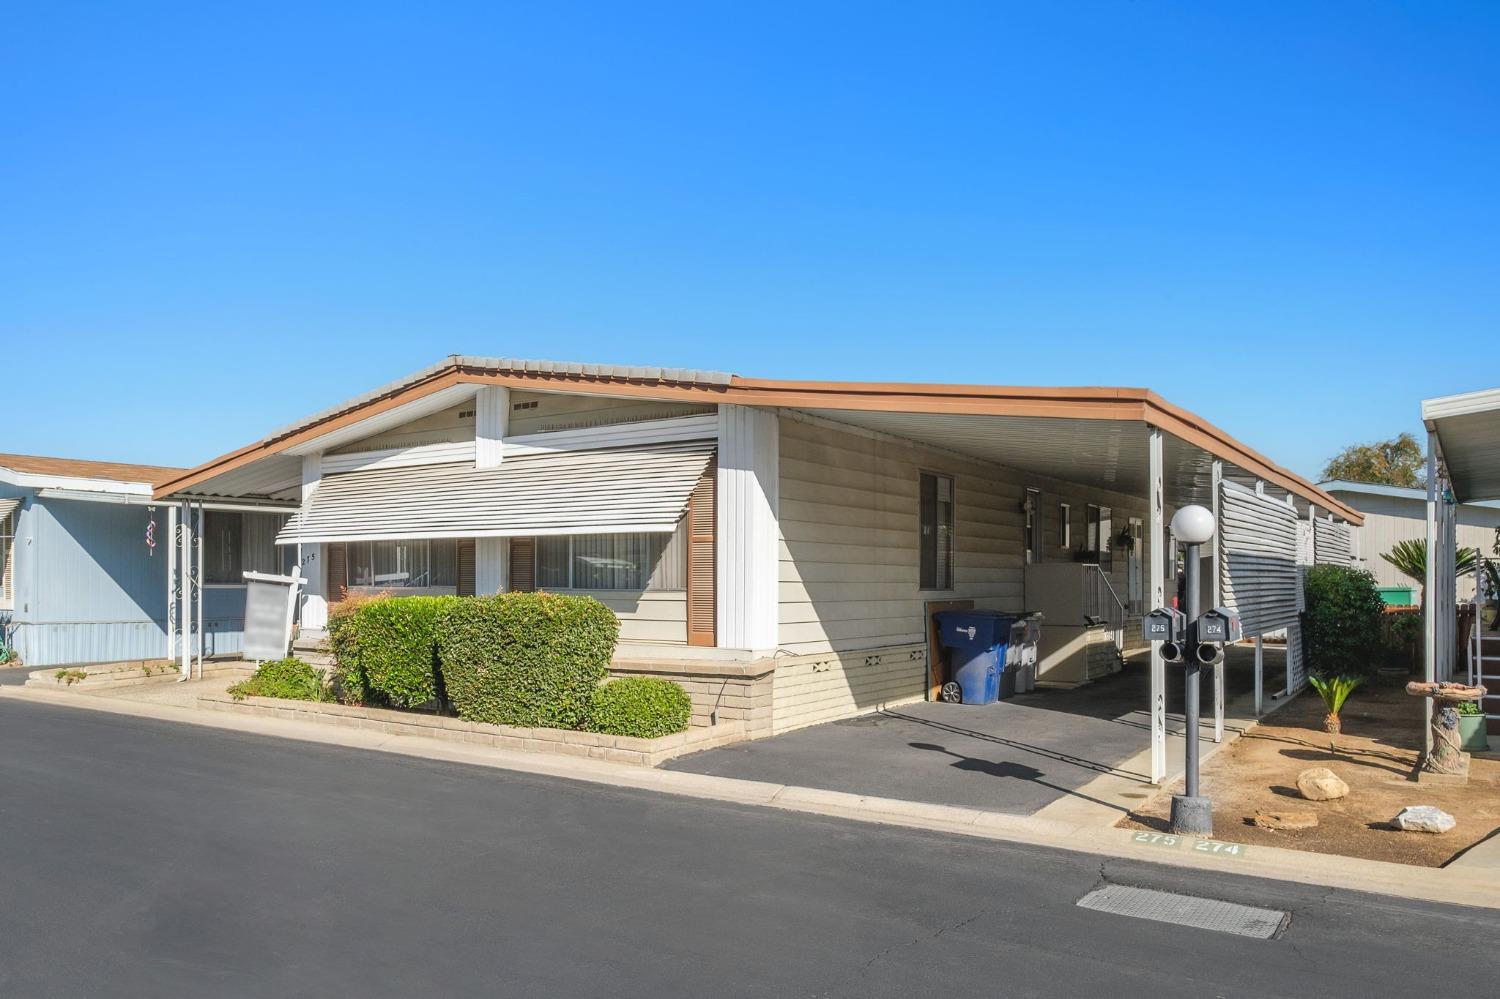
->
[1169, 504, 1215, 836]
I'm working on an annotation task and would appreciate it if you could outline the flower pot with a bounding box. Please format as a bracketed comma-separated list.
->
[1459, 714, 1490, 754]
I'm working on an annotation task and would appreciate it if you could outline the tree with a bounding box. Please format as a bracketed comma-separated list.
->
[1320, 432, 1426, 487]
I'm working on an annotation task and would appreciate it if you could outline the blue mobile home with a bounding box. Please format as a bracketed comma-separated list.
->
[0, 454, 284, 668]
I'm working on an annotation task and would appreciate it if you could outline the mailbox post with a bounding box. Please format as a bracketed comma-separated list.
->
[1170, 506, 1215, 835]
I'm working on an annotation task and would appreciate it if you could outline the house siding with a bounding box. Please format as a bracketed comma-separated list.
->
[1330, 491, 1500, 601]
[776, 414, 1147, 657]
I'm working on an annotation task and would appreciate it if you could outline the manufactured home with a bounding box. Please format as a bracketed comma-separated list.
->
[0, 453, 291, 667]
[1320, 478, 1500, 605]
[149, 356, 1361, 782]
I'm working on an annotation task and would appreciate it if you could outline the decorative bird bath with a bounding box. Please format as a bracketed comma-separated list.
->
[1407, 681, 1488, 782]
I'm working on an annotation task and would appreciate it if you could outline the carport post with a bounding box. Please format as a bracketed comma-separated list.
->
[166, 503, 177, 665]
[1253, 637, 1264, 717]
[1148, 429, 1167, 784]
[1211, 461, 1224, 743]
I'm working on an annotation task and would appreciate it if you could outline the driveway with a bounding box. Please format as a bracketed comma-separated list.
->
[666, 647, 1281, 815]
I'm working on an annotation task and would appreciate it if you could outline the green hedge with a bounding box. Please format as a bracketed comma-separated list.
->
[227, 657, 332, 702]
[586, 676, 692, 738]
[1302, 564, 1386, 678]
[436, 592, 619, 729]
[327, 594, 458, 707]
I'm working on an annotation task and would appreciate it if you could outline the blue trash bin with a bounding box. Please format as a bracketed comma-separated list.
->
[935, 610, 1016, 705]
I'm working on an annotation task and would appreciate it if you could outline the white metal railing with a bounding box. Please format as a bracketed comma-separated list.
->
[1468, 556, 1499, 723]
[1083, 563, 1127, 655]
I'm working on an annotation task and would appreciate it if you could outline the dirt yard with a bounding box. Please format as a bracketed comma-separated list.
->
[1121, 675, 1500, 867]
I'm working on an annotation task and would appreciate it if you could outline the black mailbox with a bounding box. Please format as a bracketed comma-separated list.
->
[1142, 607, 1186, 644]
[1197, 608, 1243, 644]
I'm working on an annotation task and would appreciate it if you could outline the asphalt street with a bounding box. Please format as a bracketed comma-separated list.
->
[2, 696, 1497, 998]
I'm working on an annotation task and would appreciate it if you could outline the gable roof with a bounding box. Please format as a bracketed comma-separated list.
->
[152, 354, 1361, 523]
[0, 452, 182, 486]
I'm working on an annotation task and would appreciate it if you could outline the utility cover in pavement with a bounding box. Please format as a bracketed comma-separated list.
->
[1077, 885, 1286, 939]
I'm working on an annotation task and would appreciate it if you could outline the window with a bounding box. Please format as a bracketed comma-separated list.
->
[1024, 488, 1043, 564]
[0, 509, 14, 609]
[348, 539, 459, 589]
[1059, 503, 1071, 551]
[1086, 504, 1114, 568]
[919, 472, 955, 590]
[535, 525, 685, 591]
[204, 511, 289, 585]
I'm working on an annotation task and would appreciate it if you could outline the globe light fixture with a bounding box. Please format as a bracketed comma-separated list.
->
[1170, 504, 1215, 545]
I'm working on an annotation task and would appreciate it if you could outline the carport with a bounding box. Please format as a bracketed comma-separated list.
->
[763, 388, 1362, 785]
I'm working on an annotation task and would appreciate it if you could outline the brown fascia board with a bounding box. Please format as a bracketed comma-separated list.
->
[155, 359, 1360, 522]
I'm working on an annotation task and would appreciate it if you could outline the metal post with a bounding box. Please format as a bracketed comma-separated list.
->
[1253, 635, 1264, 717]
[1164, 501, 1212, 834]
[1148, 429, 1166, 784]
[178, 502, 192, 681]
[166, 504, 177, 664]
[195, 502, 205, 680]
[1211, 461, 1224, 743]
[1183, 541, 1202, 796]
[1424, 441, 1439, 762]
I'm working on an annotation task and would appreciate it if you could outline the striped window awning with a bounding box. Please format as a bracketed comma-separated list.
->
[275, 440, 716, 545]
[0, 497, 20, 521]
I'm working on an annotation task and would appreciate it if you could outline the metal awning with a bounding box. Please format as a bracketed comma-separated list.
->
[1423, 387, 1500, 503]
[275, 440, 715, 544]
[0, 497, 20, 521]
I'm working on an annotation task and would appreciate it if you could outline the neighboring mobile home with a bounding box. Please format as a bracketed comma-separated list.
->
[151, 356, 1361, 782]
[0, 453, 290, 667]
[1320, 479, 1500, 605]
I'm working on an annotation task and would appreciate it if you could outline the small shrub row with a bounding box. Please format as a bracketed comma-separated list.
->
[1301, 564, 1385, 679]
[322, 591, 689, 737]
[228, 657, 332, 702]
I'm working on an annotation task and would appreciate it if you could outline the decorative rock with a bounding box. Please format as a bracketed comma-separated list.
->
[1296, 767, 1350, 801]
[1253, 810, 1319, 831]
[1393, 805, 1456, 834]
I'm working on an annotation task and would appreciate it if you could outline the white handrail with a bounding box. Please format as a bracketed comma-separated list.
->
[1084, 563, 1127, 652]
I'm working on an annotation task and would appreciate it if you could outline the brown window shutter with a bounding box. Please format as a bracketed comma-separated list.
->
[456, 539, 476, 597]
[326, 542, 348, 601]
[686, 459, 716, 647]
[508, 537, 536, 592]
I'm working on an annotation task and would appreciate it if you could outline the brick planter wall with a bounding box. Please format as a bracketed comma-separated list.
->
[199, 694, 746, 767]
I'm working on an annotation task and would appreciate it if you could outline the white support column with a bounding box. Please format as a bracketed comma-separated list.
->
[475, 386, 509, 469]
[298, 454, 328, 632]
[178, 502, 192, 681]
[1253, 635, 1264, 717]
[1148, 428, 1167, 784]
[476, 537, 509, 594]
[1211, 461, 1225, 743]
[166, 504, 177, 663]
[1424, 440, 1439, 759]
[195, 502, 205, 679]
[716, 405, 780, 652]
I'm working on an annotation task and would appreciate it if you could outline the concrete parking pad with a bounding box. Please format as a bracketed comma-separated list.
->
[667, 647, 1283, 816]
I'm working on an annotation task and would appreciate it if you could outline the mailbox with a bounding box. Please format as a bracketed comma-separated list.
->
[1197, 608, 1243, 645]
[1142, 607, 1186, 644]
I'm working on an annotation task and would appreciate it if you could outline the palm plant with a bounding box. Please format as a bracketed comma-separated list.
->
[1380, 539, 1477, 588]
[1308, 674, 1364, 750]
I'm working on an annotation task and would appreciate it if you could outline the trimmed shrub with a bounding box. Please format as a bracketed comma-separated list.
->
[328, 594, 458, 708]
[358, 596, 457, 708]
[228, 657, 332, 702]
[586, 677, 692, 738]
[326, 591, 383, 705]
[1301, 565, 1385, 678]
[436, 592, 620, 729]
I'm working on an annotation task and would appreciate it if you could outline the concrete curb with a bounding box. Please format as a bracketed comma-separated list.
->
[6, 682, 1498, 911]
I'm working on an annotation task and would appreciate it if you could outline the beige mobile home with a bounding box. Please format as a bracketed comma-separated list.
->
[152, 356, 1360, 783]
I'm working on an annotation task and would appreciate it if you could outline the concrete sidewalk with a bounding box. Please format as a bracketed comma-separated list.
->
[4, 679, 1495, 912]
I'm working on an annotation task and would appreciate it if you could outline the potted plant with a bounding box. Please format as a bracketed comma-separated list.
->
[1457, 698, 1490, 754]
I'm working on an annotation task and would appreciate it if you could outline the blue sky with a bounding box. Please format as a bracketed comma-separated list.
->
[3, 2, 1496, 479]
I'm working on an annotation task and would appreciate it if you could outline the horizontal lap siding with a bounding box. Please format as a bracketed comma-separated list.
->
[576, 590, 687, 644]
[777, 418, 1022, 657]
